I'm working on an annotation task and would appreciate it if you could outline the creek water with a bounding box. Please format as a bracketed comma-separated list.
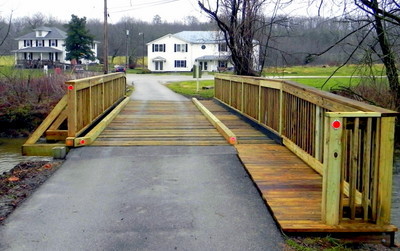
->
[0, 138, 51, 173]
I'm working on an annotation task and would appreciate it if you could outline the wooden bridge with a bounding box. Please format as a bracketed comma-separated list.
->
[23, 73, 398, 244]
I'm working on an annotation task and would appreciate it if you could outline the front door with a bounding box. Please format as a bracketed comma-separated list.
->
[155, 61, 163, 71]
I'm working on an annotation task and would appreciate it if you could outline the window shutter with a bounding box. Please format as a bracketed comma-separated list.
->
[163, 44, 166, 52]
[174, 44, 176, 52]
[185, 44, 188, 52]
[24, 40, 26, 47]
[152, 44, 155, 52]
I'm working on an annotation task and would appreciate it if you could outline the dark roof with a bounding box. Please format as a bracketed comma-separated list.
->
[15, 27, 67, 40]
[12, 47, 63, 53]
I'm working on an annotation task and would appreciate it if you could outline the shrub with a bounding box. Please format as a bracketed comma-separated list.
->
[0, 70, 69, 137]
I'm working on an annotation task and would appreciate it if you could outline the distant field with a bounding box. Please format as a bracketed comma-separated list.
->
[263, 64, 386, 77]
[166, 64, 389, 97]
[0, 55, 14, 66]
[285, 77, 363, 90]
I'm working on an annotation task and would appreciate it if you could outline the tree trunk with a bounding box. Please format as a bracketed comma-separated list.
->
[370, 0, 400, 108]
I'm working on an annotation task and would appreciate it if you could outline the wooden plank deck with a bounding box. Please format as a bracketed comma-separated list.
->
[235, 144, 397, 234]
[92, 100, 228, 146]
[199, 100, 275, 144]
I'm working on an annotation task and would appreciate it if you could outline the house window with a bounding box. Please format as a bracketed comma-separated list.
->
[152, 44, 166, 52]
[24, 40, 31, 47]
[174, 44, 188, 52]
[174, 60, 187, 68]
[49, 40, 58, 47]
[218, 43, 227, 52]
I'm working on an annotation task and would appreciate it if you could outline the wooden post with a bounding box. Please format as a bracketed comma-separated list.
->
[376, 116, 395, 225]
[67, 82, 77, 138]
[258, 82, 262, 122]
[322, 113, 343, 225]
[241, 81, 244, 113]
[279, 88, 283, 135]
[314, 106, 322, 162]
[229, 79, 232, 106]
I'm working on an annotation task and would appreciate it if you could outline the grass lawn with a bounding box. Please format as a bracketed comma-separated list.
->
[286, 77, 363, 90]
[166, 80, 214, 99]
[165, 65, 389, 97]
[0, 55, 14, 66]
[263, 64, 386, 77]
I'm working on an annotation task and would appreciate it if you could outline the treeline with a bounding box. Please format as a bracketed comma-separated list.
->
[0, 13, 389, 67]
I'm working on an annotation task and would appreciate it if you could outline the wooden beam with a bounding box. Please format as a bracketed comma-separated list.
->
[22, 143, 67, 156]
[45, 130, 68, 141]
[192, 98, 237, 145]
[25, 95, 67, 145]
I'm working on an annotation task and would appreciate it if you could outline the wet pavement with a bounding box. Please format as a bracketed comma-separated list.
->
[0, 146, 284, 251]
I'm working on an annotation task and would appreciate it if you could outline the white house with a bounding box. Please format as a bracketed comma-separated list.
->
[147, 31, 259, 72]
[13, 26, 99, 68]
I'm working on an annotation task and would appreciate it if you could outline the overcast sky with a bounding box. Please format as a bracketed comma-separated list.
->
[0, 0, 336, 24]
[0, 0, 205, 23]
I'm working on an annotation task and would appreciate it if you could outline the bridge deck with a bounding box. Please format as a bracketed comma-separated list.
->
[92, 100, 227, 146]
[199, 100, 397, 240]
[93, 99, 397, 240]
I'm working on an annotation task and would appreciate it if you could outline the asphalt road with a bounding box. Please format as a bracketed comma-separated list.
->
[0, 74, 285, 250]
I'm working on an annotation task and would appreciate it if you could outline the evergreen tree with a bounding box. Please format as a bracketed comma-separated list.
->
[64, 15, 95, 63]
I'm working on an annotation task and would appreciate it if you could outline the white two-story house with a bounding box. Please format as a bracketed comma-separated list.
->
[13, 26, 99, 68]
[147, 31, 259, 72]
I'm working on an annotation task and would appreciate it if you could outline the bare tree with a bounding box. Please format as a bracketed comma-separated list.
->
[355, 0, 400, 106]
[198, 0, 269, 76]
[311, 0, 400, 108]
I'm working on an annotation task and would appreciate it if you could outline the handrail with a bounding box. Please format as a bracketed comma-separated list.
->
[22, 73, 127, 155]
[214, 74, 397, 226]
[65, 73, 126, 146]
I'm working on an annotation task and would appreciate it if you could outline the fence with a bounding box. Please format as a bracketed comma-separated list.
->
[23, 73, 127, 155]
[214, 74, 397, 226]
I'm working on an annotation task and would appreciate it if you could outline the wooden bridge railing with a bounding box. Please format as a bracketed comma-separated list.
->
[65, 73, 126, 145]
[214, 74, 397, 226]
[23, 73, 128, 155]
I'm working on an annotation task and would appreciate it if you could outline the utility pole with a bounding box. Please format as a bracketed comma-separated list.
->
[139, 32, 145, 69]
[103, 0, 109, 74]
[126, 30, 129, 69]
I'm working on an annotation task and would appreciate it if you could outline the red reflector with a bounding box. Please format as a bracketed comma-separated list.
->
[80, 139, 86, 145]
[68, 85, 74, 90]
[332, 120, 341, 129]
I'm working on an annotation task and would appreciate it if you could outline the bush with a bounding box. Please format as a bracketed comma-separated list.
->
[0, 70, 69, 137]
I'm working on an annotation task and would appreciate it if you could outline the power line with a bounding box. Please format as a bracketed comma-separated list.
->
[109, 0, 179, 13]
